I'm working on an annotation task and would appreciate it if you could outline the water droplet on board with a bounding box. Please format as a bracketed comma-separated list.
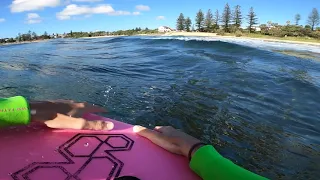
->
[8, 173, 12, 176]
[41, 156, 44, 158]
[84, 143, 89, 147]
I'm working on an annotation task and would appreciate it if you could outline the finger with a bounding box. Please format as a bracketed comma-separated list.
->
[83, 120, 114, 131]
[134, 125, 162, 137]
[154, 126, 163, 132]
[44, 114, 86, 130]
[133, 126, 182, 155]
[154, 126, 174, 134]
[43, 114, 114, 130]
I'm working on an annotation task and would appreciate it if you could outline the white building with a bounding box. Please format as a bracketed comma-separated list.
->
[158, 26, 174, 32]
[251, 26, 261, 32]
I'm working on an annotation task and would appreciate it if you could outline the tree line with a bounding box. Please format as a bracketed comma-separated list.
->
[176, 4, 259, 33]
[65, 28, 158, 38]
[0, 27, 159, 43]
[176, 3, 320, 38]
[1, 31, 52, 44]
[16, 31, 52, 41]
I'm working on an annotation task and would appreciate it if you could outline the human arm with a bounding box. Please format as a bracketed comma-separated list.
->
[0, 96, 114, 130]
[190, 145, 267, 180]
[0, 96, 30, 127]
[133, 125, 268, 180]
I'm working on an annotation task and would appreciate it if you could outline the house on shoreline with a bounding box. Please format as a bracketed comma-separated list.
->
[158, 26, 175, 33]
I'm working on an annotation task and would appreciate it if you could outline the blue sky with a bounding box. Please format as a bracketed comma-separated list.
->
[0, 0, 319, 38]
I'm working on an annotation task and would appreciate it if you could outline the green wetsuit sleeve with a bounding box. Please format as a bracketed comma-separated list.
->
[190, 145, 268, 180]
[0, 96, 31, 127]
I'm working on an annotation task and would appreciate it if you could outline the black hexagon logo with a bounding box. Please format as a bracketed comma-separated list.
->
[105, 135, 134, 151]
[22, 166, 72, 180]
[12, 134, 135, 180]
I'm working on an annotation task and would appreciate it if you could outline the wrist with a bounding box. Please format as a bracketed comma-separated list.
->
[29, 101, 57, 121]
[188, 142, 206, 161]
[29, 101, 54, 110]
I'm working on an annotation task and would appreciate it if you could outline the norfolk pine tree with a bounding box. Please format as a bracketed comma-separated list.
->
[185, 17, 192, 32]
[213, 9, 220, 30]
[233, 5, 242, 28]
[307, 8, 319, 31]
[247, 7, 258, 33]
[195, 9, 205, 31]
[221, 3, 231, 32]
[295, 14, 301, 25]
[205, 9, 213, 32]
[177, 13, 185, 31]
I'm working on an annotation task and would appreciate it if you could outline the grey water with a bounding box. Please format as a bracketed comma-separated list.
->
[0, 36, 319, 179]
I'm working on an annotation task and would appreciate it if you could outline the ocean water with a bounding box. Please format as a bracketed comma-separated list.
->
[0, 36, 319, 179]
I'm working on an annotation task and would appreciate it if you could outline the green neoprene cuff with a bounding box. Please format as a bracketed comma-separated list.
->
[0, 96, 31, 127]
[190, 145, 268, 180]
[190, 145, 223, 178]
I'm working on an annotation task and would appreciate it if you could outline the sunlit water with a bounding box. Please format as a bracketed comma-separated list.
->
[1, 36, 319, 179]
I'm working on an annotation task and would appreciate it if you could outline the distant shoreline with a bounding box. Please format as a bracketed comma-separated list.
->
[2, 32, 319, 47]
[80, 35, 126, 39]
[0, 39, 48, 46]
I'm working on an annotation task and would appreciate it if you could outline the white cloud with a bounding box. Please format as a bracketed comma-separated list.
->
[27, 19, 42, 24]
[135, 5, 150, 11]
[57, 4, 94, 20]
[26, 13, 42, 24]
[109, 10, 131, 16]
[132, 11, 140, 15]
[0, 18, 5, 23]
[27, 13, 40, 19]
[156, 16, 165, 20]
[10, 0, 61, 13]
[72, 0, 103, 2]
[57, 4, 134, 20]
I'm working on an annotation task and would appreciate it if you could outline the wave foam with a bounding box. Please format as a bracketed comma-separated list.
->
[138, 36, 320, 54]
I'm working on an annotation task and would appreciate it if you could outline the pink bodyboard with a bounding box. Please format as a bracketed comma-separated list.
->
[0, 114, 200, 180]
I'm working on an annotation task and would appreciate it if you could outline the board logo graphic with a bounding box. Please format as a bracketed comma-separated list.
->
[12, 133, 134, 180]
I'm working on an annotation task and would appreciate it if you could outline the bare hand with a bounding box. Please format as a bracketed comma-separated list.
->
[133, 125, 202, 158]
[30, 100, 114, 130]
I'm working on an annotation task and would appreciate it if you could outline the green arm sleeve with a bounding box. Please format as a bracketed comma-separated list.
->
[190, 145, 268, 180]
[0, 96, 31, 127]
